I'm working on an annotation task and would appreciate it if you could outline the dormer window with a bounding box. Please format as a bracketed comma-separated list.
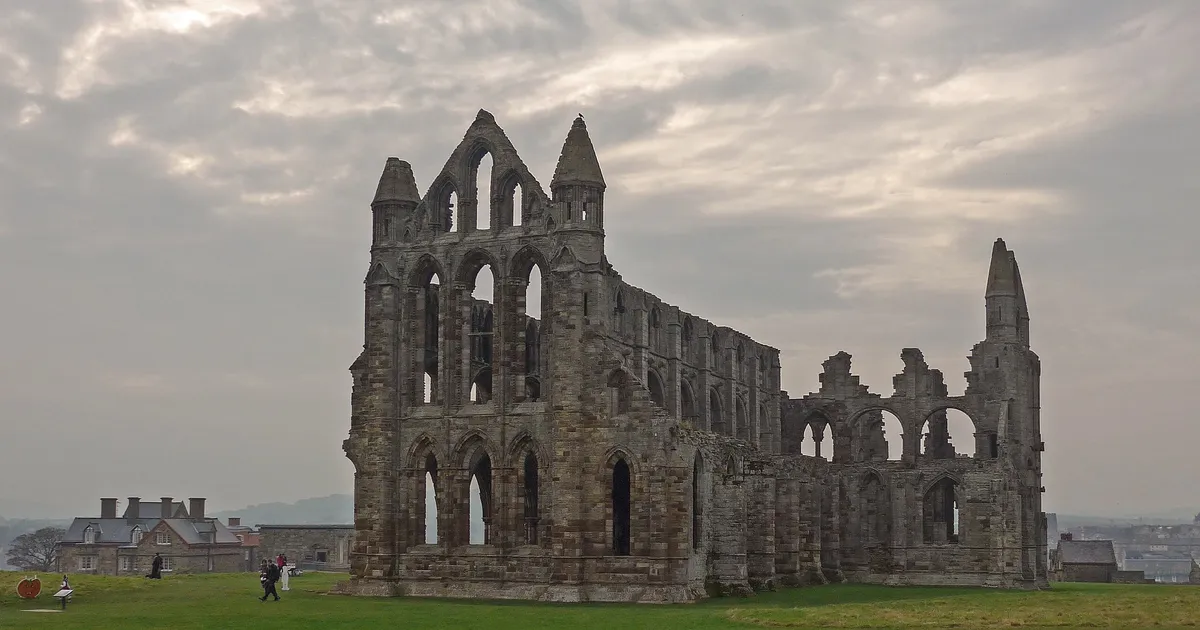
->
[131, 526, 143, 544]
[83, 525, 96, 544]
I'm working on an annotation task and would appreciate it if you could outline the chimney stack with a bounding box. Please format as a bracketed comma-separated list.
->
[1061, 532, 1073, 541]
[228, 517, 241, 528]
[188, 497, 206, 521]
[127, 497, 141, 524]
[101, 498, 118, 519]
[161, 497, 174, 519]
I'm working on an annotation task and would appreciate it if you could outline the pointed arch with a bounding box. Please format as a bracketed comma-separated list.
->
[922, 473, 961, 544]
[607, 451, 633, 556]
[455, 248, 502, 286]
[859, 469, 890, 544]
[427, 174, 460, 232]
[735, 395, 749, 440]
[646, 369, 665, 408]
[680, 378, 698, 426]
[407, 254, 446, 288]
[709, 388, 726, 435]
[607, 368, 634, 415]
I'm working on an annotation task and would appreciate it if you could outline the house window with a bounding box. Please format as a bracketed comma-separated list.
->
[83, 526, 96, 544]
[120, 556, 134, 571]
[131, 527, 143, 544]
[156, 532, 171, 545]
[79, 556, 97, 570]
[315, 550, 328, 563]
[236, 534, 244, 543]
[161, 556, 173, 571]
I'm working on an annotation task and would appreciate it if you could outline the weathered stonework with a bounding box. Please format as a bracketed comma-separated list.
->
[259, 525, 353, 571]
[338, 110, 1049, 602]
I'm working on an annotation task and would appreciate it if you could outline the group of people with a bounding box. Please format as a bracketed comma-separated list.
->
[258, 554, 290, 601]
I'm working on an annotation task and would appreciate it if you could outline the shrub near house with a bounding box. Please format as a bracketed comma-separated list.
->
[57, 497, 244, 575]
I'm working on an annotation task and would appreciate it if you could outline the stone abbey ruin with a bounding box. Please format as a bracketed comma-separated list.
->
[339, 110, 1049, 602]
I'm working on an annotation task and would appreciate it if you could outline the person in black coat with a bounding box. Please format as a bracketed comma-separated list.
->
[259, 560, 281, 601]
[146, 553, 163, 579]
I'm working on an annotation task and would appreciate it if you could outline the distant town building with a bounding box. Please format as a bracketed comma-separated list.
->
[57, 497, 243, 575]
[1123, 557, 1194, 584]
[258, 525, 352, 571]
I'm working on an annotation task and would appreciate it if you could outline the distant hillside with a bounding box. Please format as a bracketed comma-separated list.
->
[211, 494, 352, 526]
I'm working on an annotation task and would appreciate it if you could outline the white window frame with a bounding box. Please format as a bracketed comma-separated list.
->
[79, 555, 97, 570]
[120, 556, 134, 571]
[160, 556, 173, 571]
[131, 526, 143, 544]
[156, 531, 171, 545]
[83, 526, 96, 544]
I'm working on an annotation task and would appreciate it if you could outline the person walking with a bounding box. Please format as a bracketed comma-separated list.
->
[259, 559, 281, 601]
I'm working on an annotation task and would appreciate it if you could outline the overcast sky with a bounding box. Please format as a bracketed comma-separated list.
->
[1, 1, 1197, 520]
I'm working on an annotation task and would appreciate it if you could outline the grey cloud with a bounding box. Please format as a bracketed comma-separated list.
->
[0, 0, 1196, 518]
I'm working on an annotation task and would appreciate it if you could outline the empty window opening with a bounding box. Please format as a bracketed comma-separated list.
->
[923, 477, 960, 544]
[511, 182, 524, 227]
[383, 215, 393, 239]
[475, 152, 492, 230]
[583, 292, 589, 316]
[647, 370, 665, 408]
[920, 409, 976, 459]
[467, 263, 495, 404]
[423, 370, 435, 404]
[424, 455, 439, 544]
[445, 190, 459, 233]
[612, 459, 631, 556]
[988, 433, 999, 458]
[523, 453, 539, 544]
[692, 455, 702, 550]
[420, 272, 441, 405]
[856, 410, 904, 461]
[798, 421, 827, 459]
[522, 262, 544, 401]
[710, 332, 721, 358]
[709, 389, 725, 435]
[468, 451, 492, 545]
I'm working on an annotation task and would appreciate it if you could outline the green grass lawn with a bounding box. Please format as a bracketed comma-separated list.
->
[2, 570, 1199, 629]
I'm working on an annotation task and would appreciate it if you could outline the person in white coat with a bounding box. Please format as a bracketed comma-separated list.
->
[278, 556, 290, 591]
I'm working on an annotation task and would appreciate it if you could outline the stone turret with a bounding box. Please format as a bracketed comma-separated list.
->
[371, 157, 421, 247]
[550, 115, 605, 233]
[984, 238, 1029, 346]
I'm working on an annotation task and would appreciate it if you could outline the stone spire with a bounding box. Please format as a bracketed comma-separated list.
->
[551, 115, 605, 188]
[372, 157, 421, 206]
[985, 238, 1017, 297]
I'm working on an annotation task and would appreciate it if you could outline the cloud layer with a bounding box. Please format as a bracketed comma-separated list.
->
[1, 0, 1197, 518]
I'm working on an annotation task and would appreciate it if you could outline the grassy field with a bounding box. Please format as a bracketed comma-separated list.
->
[2, 570, 1200, 629]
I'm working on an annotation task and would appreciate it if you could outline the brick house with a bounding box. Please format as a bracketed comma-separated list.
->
[226, 517, 262, 572]
[258, 525, 352, 571]
[58, 497, 244, 575]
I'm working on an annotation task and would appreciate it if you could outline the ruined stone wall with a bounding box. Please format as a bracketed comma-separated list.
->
[341, 111, 1048, 601]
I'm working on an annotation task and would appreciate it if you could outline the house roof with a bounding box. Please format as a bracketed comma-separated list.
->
[62, 517, 241, 545]
[62, 518, 153, 545]
[1057, 540, 1117, 565]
